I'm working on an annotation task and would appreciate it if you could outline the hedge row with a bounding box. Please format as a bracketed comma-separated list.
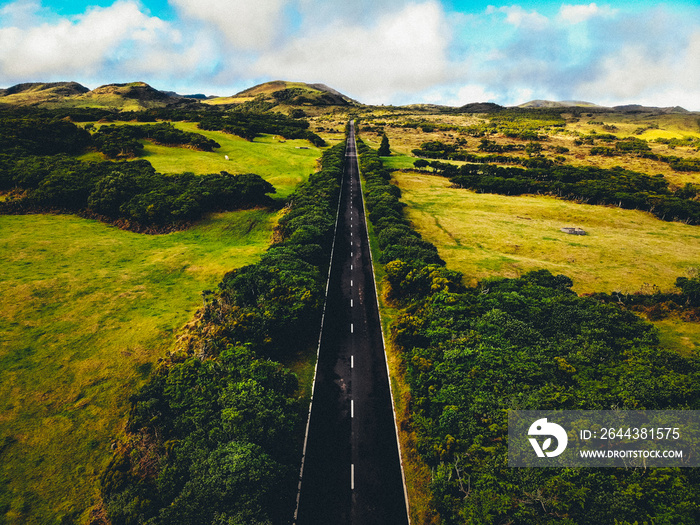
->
[99, 141, 347, 525]
[356, 139, 444, 269]
[1, 155, 275, 228]
[355, 140, 700, 525]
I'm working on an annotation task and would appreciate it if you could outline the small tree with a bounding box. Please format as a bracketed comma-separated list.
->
[378, 133, 391, 156]
[525, 142, 543, 157]
[676, 276, 700, 306]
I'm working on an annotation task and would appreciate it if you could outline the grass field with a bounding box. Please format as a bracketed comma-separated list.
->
[394, 171, 700, 294]
[392, 170, 700, 360]
[369, 169, 700, 522]
[80, 123, 323, 198]
[360, 111, 700, 187]
[655, 317, 700, 358]
[0, 210, 277, 523]
[0, 118, 325, 524]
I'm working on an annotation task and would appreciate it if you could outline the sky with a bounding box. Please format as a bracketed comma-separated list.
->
[0, 0, 699, 109]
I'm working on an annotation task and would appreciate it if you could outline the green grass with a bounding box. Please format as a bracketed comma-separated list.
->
[394, 170, 700, 295]
[142, 125, 322, 198]
[655, 317, 700, 357]
[392, 169, 700, 376]
[80, 123, 323, 198]
[0, 120, 324, 524]
[0, 210, 276, 523]
[379, 155, 419, 170]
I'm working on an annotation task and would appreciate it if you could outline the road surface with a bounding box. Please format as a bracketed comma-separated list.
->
[295, 122, 409, 525]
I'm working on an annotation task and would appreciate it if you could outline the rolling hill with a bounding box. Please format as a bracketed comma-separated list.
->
[518, 99, 691, 114]
[206, 80, 358, 107]
[2, 80, 695, 116]
[0, 81, 194, 110]
[0, 79, 359, 111]
[0, 81, 90, 105]
[518, 99, 599, 108]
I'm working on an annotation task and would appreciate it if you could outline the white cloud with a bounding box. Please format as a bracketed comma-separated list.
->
[577, 30, 700, 109]
[454, 84, 498, 104]
[295, 0, 409, 28]
[486, 5, 549, 30]
[0, 0, 45, 27]
[449, 3, 700, 109]
[412, 83, 498, 107]
[559, 3, 616, 24]
[0, 0, 210, 84]
[0, 0, 697, 109]
[250, 1, 451, 104]
[169, 0, 288, 50]
[444, 84, 498, 106]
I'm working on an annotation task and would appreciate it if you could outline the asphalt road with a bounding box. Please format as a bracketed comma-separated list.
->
[295, 123, 409, 525]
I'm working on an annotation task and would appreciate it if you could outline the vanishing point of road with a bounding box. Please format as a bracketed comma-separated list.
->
[295, 122, 410, 525]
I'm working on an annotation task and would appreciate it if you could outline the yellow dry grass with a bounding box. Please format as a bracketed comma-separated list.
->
[394, 171, 700, 295]
[359, 111, 700, 187]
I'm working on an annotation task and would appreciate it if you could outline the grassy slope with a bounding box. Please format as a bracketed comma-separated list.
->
[393, 171, 700, 294]
[394, 170, 700, 358]
[0, 210, 277, 523]
[1, 123, 324, 523]
[79, 123, 323, 198]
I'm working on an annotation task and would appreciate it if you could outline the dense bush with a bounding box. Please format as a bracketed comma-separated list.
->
[589, 277, 700, 322]
[581, 133, 700, 172]
[92, 125, 144, 158]
[411, 139, 557, 168]
[357, 139, 444, 267]
[355, 140, 700, 524]
[101, 345, 301, 525]
[441, 162, 700, 224]
[199, 111, 326, 146]
[0, 116, 91, 157]
[396, 271, 700, 525]
[1, 154, 275, 227]
[100, 141, 347, 525]
[93, 123, 220, 158]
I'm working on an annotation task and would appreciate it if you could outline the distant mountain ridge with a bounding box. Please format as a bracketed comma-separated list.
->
[612, 104, 690, 114]
[518, 99, 600, 108]
[457, 102, 505, 113]
[0, 81, 192, 109]
[518, 99, 691, 114]
[0, 79, 359, 109]
[0, 80, 695, 114]
[231, 80, 358, 106]
[0, 81, 89, 97]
